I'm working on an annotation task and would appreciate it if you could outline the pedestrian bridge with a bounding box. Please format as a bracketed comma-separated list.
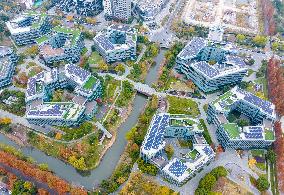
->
[133, 82, 157, 96]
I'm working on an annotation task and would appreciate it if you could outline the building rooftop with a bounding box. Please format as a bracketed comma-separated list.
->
[222, 123, 240, 139]
[6, 11, 48, 35]
[213, 87, 276, 118]
[94, 24, 137, 53]
[177, 37, 247, 79]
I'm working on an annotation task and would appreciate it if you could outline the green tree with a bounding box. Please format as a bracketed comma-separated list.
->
[98, 62, 109, 71]
[211, 166, 228, 179]
[256, 176, 270, 191]
[237, 119, 250, 127]
[115, 64, 125, 74]
[236, 34, 246, 44]
[199, 173, 216, 191]
[271, 42, 279, 51]
[252, 35, 267, 47]
[164, 144, 174, 160]
[267, 149, 276, 163]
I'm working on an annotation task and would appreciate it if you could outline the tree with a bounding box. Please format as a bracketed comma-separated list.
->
[115, 64, 125, 74]
[98, 62, 108, 71]
[256, 176, 270, 191]
[236, 34, 246, 44]
[164, 144, 174, 160]
[272, 42, 279, 51]
[237, 119, 250, 127]
[252, 35, 267, 47]
[211, 166, 227, 179]
[199, 173, 217, 191]
[267, 149, 276, 163]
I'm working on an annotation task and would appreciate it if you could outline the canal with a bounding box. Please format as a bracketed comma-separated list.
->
[0, 49, 166, 190]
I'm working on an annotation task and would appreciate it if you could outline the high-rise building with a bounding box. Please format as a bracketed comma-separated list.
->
[103, 0, 131, 21]
[56, 0, 103, 16]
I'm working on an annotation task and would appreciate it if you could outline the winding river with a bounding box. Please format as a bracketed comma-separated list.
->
[0, 50, 166, 190]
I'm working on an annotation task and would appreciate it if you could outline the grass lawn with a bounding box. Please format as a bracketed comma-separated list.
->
[222, 123, 240, 139]
[167, 96, 200, 116]
[255, 77, 268, 99]
[247, 69, 255, 77]
[187, 149, 199, 160]
[251, 149, 265, 157]
[88, 51, 103, 65]
[83, 76, 97, 90]
[178, 139, 193, 148]
[256, 162, 266, 171]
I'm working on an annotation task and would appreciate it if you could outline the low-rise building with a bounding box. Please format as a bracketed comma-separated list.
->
[37, 26, 84, 66]
[25, 64, 102, 126]
[93, 24, 137, 62]
[207, 86, 276, 150]
[6, 12, 52, 46]
[135, 0, 169, 21]
[176, 37, 247, 93]
[0, 47, 18, 88]
[140, 113, 215, 186]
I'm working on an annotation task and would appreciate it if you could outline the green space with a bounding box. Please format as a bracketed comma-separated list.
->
[102, 75, 121, 102]
[178, 139, 193, 148]
[88, 51, 103, 65]
[83, 76, 97, 90]
[222, 123, 240, 139]
[115, 81, 135, 107]
[100, 96, 159, 193]
[212, 90, 233, 106]
[57, 121, 94, 141]
[187, 149, 199, 160]
[35, 35, 48, 44]
[199, 119, 213, 145]
[0, 89, 26, 116]
[167, 96, 200, 116]
[265, 130, 275, 140]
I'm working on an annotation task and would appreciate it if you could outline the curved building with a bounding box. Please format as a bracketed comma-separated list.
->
[176, 37, 247, 93]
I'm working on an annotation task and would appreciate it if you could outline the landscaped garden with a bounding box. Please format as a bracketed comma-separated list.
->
[167, 96, 200, 116]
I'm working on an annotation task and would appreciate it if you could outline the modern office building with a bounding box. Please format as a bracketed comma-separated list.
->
[0, 47, 18, 88]
[207, 86, 276, 150]
[6, 12, 52, 46]
[140, 113, 215, 186]
[93, 24, 137, 62]
[37, 26, 84, 66]
[176, 37, 247, 93]
[56, 0, 103, 16]
[103, 0, 131, 21]
[25, 64, 102, 126]
[135, 0, 169, 21]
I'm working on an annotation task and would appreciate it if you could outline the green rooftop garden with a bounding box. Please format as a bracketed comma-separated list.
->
[265, 130, 275, 140]
[83, 76, 97, 90]
[186, 149, 199, 160]
[36, 35, 48, 44]
[212, 90, 233, 106]
[222, 123, 240, 139]
[53, 26, 81, 45]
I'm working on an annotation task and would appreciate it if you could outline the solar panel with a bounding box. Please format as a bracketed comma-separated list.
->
[179, 37, 207, 59]
[95, 34, 115, 51]
[168, 159, 187, 177]
[193, 61, 219, 77]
